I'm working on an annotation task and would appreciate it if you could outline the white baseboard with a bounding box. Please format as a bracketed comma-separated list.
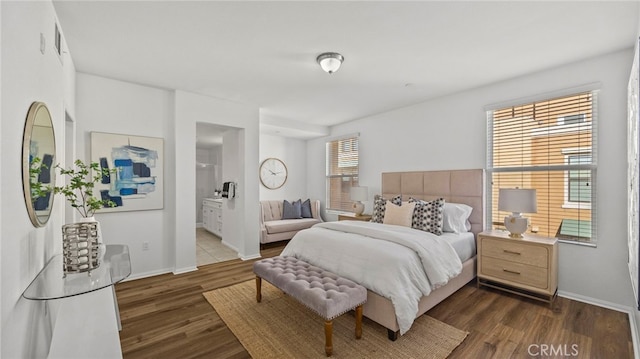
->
[124, 267, 173, 282]
[121, 265, 197, 281]
[559, 290, 632, 313]
[173, 266, 198, 275]
[241, 253, 261, 261]
[559, 290, 639, 358]
[196, 222, 203, 228]
[221, 240, 238, 252]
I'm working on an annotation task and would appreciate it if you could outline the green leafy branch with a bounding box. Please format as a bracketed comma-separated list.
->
[53, 159, 116, 218]
[29, 156, 52, 201]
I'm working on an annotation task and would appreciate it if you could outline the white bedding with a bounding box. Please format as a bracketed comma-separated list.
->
[280, 221, 464, 334]
[442, 231, 476, 262]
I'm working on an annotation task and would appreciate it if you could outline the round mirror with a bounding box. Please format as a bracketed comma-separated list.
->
[22, 102, 56, 227]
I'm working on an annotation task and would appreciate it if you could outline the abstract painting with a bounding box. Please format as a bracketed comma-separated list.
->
[91, 132, 164, 213]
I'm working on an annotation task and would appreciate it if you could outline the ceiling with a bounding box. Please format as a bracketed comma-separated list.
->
[54, 1, 639, 139]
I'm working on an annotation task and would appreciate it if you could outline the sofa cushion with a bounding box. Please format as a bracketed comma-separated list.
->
[264, 218, 320, 234]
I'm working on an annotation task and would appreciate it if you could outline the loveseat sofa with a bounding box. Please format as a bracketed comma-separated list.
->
[259, 199, 323, 245]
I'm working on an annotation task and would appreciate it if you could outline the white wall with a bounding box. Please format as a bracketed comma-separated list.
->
[1, 4, 4, 355]
[222, 129, 242, 251]
[0, 1, 79, 357]
[308, 49, 636, 309]
[259, 134, 308, 201]
[632, 12, 640, 354]
[174, 90, 260, 265]
[76, 73, 176, 278]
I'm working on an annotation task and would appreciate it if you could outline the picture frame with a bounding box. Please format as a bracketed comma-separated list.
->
[91, 131, 164, 213]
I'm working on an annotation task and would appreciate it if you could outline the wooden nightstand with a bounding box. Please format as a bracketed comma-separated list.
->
[338, 213, 372, 222]
[477, 230, 558, 306]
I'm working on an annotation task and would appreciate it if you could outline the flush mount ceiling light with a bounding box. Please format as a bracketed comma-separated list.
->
[316, 52, 344, 74]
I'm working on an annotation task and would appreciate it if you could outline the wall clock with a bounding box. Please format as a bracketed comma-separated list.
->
[259, 157, 288, 189]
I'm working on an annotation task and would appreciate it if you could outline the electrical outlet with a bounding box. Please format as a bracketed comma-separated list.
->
[142, 241, 149, 251]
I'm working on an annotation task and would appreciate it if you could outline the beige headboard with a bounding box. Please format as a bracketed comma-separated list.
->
[381, 169, 485, 236]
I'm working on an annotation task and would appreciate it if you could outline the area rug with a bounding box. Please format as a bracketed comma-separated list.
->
[203, 280, 468, 358]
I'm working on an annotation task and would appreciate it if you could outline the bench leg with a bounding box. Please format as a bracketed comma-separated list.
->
[324, 320, 333, 356]
[255, 276, 262, 303]
[355, 305, 363, 339]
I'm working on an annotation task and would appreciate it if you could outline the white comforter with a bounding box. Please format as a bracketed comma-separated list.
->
[280, 221, 463, 334]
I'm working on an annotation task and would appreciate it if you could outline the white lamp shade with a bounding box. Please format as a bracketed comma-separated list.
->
[498, 188, 537, 214]
[350, 186, 368, 201]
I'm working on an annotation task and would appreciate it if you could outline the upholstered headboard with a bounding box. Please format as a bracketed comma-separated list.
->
[381, 169, 485, 236]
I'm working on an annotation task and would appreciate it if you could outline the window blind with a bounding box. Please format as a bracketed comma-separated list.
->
[326, 136, 359, 212]
[487, 92, 597, 244]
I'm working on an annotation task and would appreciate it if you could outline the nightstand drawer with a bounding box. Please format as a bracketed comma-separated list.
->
[482, 238, 549, 268]
[338, 214, 372, 222]
[481, 257, 549, 289]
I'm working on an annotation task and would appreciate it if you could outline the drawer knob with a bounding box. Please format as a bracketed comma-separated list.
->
[503, 268, 521, 275]
[503, 249, 521, 255]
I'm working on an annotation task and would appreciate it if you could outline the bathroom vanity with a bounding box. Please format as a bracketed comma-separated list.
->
[203, 198, 222, 237]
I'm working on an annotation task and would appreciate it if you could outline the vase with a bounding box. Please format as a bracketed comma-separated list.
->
[61, 217, 102, 276]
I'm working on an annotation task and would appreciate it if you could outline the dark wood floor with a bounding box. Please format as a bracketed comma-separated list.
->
[116, 244, 633, 358]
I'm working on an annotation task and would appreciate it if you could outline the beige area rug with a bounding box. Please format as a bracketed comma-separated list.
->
[203, 280, 468, 359]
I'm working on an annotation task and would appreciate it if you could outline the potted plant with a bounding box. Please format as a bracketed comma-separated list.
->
[54, 159, 116, 218]
[53, 159, 116, 275]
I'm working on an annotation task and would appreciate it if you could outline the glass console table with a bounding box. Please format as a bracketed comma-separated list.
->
[23, 244, 131, 300]
[22, 244, 131, 329]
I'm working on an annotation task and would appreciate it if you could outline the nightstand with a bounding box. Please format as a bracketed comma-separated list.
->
[477, 230, 558, 306]
[338, 213, 372, 222]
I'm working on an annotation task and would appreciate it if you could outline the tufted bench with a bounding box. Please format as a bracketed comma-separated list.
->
[253, 256, 367, 356]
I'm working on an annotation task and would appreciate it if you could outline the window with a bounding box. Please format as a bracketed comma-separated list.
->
[487, 91, 597, 244]
[564, 151, 592, 207]
[326, 135, 359, 212]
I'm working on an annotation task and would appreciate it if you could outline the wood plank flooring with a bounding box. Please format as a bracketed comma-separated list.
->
[116, 244, 633, 358]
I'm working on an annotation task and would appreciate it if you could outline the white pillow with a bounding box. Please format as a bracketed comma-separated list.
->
[443, 203, 473, 233]
[383, 201, 416, 227]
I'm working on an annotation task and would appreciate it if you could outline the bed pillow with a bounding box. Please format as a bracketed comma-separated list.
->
[282, 199, 302, 219]
[301, 198, 313, 218]
[443, 202, 473, 233]
[382, 201, 416, 227]
[408, 198, 445, 235]
[371, 194, 402, 223]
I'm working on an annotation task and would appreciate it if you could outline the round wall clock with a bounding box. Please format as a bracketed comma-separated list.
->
[259, 157, 288, 189]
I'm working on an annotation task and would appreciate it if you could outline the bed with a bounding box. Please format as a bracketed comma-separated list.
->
[281, 169, 484, 340]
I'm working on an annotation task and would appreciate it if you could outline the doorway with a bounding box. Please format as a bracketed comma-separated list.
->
[195, 123, 238, 265]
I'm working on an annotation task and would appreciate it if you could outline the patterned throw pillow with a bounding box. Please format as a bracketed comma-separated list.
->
[371, 194, 402, 223]
[408, 197, 445, 235]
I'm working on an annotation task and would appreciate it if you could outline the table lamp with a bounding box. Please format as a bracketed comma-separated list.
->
[498, 188, 537, 238]
[350, 186, 368, 216]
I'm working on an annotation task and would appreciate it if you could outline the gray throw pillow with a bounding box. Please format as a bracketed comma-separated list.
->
[301, 199, 313, 218]
[282, 199, 302, 219]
